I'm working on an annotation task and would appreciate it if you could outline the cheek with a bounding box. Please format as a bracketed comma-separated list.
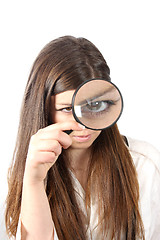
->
[93, 131, 101, 140]
[90, 131, 102, 145]
[54, 112, 74, 124]
[54, 112, 63, 123]
[50, 110, 61, 124]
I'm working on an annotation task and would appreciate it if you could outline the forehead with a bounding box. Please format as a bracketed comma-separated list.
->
[54, 90, 75, 105]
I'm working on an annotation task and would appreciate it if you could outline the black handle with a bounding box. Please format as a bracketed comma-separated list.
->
[64, 130, 73, 135]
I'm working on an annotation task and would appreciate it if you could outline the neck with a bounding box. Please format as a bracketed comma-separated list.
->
[67, 147, 91, 171]
[66, 147, 91, 190]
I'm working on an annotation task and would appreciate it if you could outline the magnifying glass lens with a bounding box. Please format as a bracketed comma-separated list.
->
[72, 79, 123, 130]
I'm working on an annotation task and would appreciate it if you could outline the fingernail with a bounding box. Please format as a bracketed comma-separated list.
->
[78, 123, 85, 129]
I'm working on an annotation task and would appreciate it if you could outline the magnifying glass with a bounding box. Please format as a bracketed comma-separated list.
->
[66, 78, 123, 133]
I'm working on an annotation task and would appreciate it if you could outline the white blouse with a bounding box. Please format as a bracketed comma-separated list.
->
[14, 137, 160, 239]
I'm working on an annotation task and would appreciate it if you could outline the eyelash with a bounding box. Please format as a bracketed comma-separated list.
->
[56, 107, 72, 113]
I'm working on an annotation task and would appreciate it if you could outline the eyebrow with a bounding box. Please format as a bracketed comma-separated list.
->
[77, 86, 117, 105]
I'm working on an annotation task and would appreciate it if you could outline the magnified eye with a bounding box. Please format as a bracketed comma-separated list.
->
[82, 100, 114, 114]
[85, 101, 108, 112]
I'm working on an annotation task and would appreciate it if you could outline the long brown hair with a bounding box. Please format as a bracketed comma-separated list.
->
[5, 36, 144, 239]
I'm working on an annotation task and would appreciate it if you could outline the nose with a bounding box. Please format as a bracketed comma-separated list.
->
[70, 111, 76, 122]
[64, 111, 78, 135]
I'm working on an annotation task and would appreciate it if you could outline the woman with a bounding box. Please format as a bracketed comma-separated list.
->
[5, 36, 160, 239]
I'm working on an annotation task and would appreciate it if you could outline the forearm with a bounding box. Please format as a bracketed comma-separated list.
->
[20, 180, 54, 240]
[18, 122, 82, 239]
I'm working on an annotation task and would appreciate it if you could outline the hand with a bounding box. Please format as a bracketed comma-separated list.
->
[23, 121, 84, 185]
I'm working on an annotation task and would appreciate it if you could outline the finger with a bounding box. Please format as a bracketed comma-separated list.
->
[36, 139, 62, 156]
[35, 130, 72, 149]
[27, 150, 57, 166]
[34, 151, 58, 165]
[43, 120, 85, 132]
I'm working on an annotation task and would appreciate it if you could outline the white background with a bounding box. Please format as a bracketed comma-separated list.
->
[0, 0, 160, 238]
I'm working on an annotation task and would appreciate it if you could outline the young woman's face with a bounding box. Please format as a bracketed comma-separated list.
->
[50, 90, 101, 150]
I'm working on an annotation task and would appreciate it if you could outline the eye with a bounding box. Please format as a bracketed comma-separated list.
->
[85, 101, 108, 112]
[83, 100, 114, 113]
[59, 106, 72, 113]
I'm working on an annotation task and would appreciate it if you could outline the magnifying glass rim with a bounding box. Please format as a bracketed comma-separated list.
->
[72, 78, 124, 131]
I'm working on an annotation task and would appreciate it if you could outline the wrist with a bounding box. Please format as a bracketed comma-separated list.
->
[23, 174, 45, 188]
